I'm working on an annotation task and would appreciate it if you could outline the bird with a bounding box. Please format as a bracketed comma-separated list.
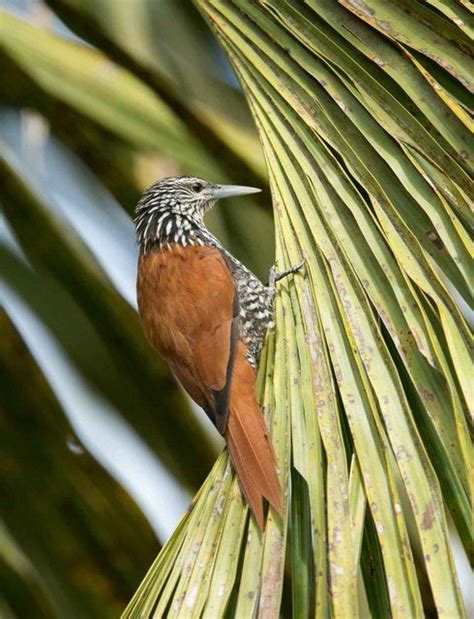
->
[135, 176, 302, 529]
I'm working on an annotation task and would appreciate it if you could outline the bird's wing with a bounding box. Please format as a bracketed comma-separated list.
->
[185, 246, 239, 434]
[138, 244, 239, 434]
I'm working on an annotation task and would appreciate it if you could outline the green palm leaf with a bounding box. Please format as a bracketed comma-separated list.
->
[124, 1, 471, 616]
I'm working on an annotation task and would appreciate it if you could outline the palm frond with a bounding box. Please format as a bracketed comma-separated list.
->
[124, 1, 471, 616]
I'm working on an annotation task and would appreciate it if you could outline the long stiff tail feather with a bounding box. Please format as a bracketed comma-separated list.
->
[226, 351, 282, 529]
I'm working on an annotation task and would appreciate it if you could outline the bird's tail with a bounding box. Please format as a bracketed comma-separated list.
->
[226, 350, 282, 529]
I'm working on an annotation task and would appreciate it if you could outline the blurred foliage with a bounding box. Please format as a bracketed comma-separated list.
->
[0, 310, 159, 618]
[0, 0, 472, 618]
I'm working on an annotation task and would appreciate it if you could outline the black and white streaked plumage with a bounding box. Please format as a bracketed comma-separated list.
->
[135, 176, 278, 367]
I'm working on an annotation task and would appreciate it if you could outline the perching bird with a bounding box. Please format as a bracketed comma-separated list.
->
[135, 176, 302, 528]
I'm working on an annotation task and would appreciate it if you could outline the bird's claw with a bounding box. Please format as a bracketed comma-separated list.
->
[268, 259, 305, 288]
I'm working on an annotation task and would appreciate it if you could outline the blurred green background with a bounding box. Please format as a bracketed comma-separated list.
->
[0, 1, 275, 617]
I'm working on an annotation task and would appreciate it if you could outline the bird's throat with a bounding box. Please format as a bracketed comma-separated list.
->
[136, 209, 210, 253]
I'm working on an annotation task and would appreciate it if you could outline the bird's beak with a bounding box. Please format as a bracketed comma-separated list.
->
[211, 184, 261, 200]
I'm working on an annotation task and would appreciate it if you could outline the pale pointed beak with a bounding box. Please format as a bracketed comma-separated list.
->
[211, 184, 261, 200]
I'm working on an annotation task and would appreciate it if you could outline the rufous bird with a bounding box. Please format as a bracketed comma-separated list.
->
[135, 176, 302, 528]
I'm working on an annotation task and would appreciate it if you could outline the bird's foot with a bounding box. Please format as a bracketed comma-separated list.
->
[268, 259, 305, 288]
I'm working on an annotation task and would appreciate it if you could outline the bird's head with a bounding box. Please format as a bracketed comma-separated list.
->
[135, 176, 261, 250]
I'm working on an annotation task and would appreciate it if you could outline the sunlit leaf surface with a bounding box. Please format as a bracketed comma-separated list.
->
[124, 1, 471, 617]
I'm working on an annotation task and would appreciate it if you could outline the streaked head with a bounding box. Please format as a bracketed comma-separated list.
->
[135, 176, 261, 250]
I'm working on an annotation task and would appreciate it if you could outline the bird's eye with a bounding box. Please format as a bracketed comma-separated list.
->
[191, 182, 204, 192]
